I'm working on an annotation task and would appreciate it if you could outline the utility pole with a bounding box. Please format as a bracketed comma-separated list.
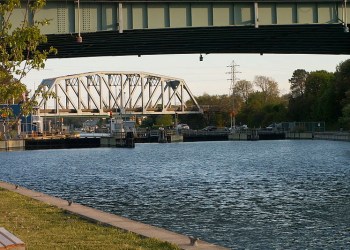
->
[226, 61, 240, 131]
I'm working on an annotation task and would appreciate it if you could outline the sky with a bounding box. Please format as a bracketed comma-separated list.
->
[22, 53, 350, 97]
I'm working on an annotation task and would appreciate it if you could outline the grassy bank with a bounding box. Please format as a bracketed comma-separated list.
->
[0, 188, 180, 250]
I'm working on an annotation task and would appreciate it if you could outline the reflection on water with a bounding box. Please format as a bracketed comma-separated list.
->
[1, 140, 349, 249]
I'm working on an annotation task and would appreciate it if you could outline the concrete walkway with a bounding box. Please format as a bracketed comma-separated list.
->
[0, 181, 229, 250]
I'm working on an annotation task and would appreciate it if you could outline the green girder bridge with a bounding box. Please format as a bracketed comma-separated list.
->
[9, 0, 350, 57]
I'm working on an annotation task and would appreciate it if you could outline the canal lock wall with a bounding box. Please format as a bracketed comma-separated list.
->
[0, 139, 24, 151]
[1, 131, 349, 151]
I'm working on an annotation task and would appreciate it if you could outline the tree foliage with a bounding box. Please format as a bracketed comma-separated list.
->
[155, 114, 173, 127]
[334, 60, 350, 129]
[254, 75, 279, 103]
[0, 0, 55, 77]
[186, 76, 285, 128]
[184, 61, 350, 131]
[140, 114, 174, 128]
[339, 103, 350, 129]
[334, 59, 350, 118]
[0, 0, 56, 125]
[304, 70, 335, 122]
[233, 80, 253, 104]
[194, 94, 232, 127]
[289, 69, 308, 98]
[287, 61, 350, 129]
[236, 90, 287, 127]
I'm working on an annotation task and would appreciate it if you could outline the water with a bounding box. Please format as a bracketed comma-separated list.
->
[1, 140, 349, 249]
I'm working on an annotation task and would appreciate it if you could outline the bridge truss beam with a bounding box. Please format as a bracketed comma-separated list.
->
[36, 72, 202, 117]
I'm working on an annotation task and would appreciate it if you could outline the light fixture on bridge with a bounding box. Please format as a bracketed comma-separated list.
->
[76, 0, 83, 43]
[199, 54, 203, 61]
[76, 35, 82, 43]
[343, 0, 349, 33]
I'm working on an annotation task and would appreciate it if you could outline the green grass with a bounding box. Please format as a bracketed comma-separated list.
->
[0, 188, 180, 250]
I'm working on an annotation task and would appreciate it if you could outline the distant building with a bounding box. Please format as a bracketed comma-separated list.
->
[0, 104, 41, 139]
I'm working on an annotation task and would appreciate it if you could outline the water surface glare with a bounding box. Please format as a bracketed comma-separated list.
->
[1, 140, 350, 249]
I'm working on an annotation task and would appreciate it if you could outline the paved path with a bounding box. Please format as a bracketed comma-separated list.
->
[0, 181, 229, 250]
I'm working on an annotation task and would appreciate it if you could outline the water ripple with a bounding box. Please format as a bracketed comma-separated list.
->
[1, 140, 350, 249]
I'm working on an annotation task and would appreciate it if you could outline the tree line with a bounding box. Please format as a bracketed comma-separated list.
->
[179, 60, 350, 131]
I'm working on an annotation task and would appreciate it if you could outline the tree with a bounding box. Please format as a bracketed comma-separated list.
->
[185, 94, 234, 127]
[334, 59, 350, 119]
[155, 115, 173, 127]
[339, 103, 350, 130]
[235, 91, 287, 128]
[287, 69, 309, 122]
[289, 69, 308, 98]
[0, 0, 56, 131]
[236, 92, 266, 126]
[233, 79, 253, 104]
[304, 70, 335, 122]
[338, 87, 350, 129]
[254, 75, 279, 103]
[140, 116, 155, 128]
[180, 114, 206, 130]
[288, 70, 336, 123]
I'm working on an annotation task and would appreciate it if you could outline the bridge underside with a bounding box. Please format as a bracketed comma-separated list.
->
[44, 24, 350, 58]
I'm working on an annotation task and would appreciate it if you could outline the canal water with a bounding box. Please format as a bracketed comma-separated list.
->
[1, 140, 349, 249]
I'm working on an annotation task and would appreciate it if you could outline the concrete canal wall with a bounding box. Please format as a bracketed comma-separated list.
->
[135, 131, 183, 143]
[228, 133, 258, 141]
[184, 134, 228, 142]
[230, 131, 350, 141]
[170, 134, 184, 142]
[314, 132, 350, 141]
[25, 138, 100, 150]
[2, 131, 348, 150]
[285, 132, 313, 139]
[0, 140, 24, 151]
[100, 136, 135, 148]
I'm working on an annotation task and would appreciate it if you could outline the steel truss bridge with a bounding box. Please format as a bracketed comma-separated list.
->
[36, 71, 202, 117]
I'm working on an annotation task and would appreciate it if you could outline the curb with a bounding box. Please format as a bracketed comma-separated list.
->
[0, 181, 228, 250]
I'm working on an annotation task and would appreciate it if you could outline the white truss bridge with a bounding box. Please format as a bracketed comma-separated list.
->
[36, 71, 202, 117]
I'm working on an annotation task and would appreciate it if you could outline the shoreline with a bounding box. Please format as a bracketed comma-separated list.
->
[1, 131, 349, 151]
[0, 181, 228, 250]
